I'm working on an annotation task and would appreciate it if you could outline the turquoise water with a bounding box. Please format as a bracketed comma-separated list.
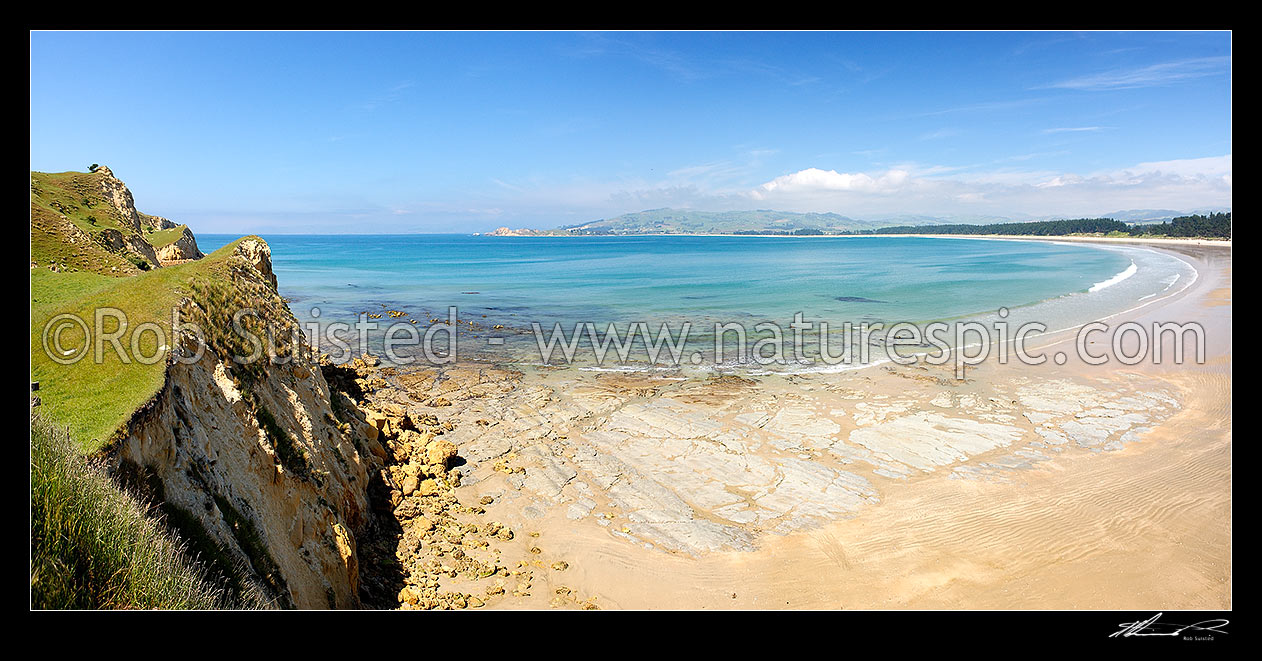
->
[201, 235, 1131, 323]
[198, 234, 1192, 369]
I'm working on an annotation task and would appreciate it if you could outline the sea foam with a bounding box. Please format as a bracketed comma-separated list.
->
[1088, 260, 1137, 293]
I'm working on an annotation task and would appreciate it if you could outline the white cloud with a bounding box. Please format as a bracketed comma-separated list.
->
[1127, 155, 1232, 179]
[751, 167, 911, 198]
[743, 156, 1231, 217]
[919, 127, 962, 141]
[365, 155, 1231, 232]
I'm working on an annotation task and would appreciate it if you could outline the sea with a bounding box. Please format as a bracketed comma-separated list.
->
[197, 234, 1196, 373]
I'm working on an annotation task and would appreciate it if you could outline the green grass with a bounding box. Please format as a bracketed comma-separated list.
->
[31, 170, 143, 276]
[30, 239, 249, 452]
[145, 224, 190, 249]
[31, 233, 304, 454]
[30, 413, 251, 609]
[29, 170, 297, 610]
[31, 171, 131, 237]
[31, 201, 139, 276]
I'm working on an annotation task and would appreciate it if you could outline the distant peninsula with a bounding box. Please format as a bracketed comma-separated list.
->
[477, 208, 1232, 240]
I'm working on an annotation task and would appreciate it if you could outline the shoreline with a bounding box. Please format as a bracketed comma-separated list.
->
[209, 232, 1231, 249]
[348, 237, 1230, 609]
[476, 232, 1232, 248]
[364, 238, 1207, 382]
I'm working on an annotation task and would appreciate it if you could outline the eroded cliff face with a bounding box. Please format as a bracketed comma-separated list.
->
[236, 237, 278, 289]
[91, 166, 163, 268]
[96, 166, 145, 235]
[96, 227, 162, 268]
[107, 240, 378, 608]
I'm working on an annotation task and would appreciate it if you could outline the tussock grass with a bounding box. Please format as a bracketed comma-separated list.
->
[30, 414, 260, 609]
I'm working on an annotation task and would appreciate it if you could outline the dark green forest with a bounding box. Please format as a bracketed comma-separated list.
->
[857, 213, 1231, 239]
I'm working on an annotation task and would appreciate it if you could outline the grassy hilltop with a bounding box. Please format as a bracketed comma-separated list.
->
[31, 168, 257, 452]
[31, 170, 150, 274]
[31, 237, 261, 452]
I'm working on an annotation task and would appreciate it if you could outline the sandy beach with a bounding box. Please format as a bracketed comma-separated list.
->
[357, 238, 1230, 610]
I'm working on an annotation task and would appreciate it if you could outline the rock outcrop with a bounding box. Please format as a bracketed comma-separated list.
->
[91, 167, 206, 268]
[484, 226, 549, 237]
[88, 167, 166, 268]
[139, 212, 178, 233]
[96, 166, 145, 236]
[236, 238, 278, 289]
[155, 225, 205, 262]
[97, 227, 162, 269]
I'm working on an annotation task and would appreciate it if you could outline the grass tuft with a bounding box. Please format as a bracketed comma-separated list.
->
[30, 413, 257, 609]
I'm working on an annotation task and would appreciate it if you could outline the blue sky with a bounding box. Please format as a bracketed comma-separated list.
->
[30, 31, 1231, 233]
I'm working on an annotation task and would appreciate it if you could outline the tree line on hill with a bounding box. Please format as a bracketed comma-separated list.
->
[1131, 212, 1231, 238]
[854, 212, 1231, 239]
[557, 212, 1230, 239]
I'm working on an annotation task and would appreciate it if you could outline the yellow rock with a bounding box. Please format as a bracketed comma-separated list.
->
[398, 586, 419, 606]
[359, 418, 378, 441]
[425, 439, 458, 467]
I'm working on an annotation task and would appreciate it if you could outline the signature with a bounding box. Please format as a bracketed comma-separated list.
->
[1111, 613, 1230, 638]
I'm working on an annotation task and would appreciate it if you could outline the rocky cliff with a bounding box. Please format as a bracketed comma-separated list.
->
[96, 166, 145, 235]
[33, 167, 425, 609]
[104, 239, 385, 608]
[93, 166, 163, 267]
[33, 166, 414, 608]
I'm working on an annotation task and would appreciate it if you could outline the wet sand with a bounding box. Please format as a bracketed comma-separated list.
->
[365, 239, 1230, 610]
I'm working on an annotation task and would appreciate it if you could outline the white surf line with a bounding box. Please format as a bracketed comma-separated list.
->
[1009, 245, 1201, 359]
[516, 242, 1202, 376]
[565, 248, 1199, 377]
[800, 243, 1201, 372]
[1135, 273, 1178, 301]
[1088, 260, 1137, 292]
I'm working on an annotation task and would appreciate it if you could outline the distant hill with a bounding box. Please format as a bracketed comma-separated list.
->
[481, 207, 1233, 237]
[559, 209, 893, 235]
